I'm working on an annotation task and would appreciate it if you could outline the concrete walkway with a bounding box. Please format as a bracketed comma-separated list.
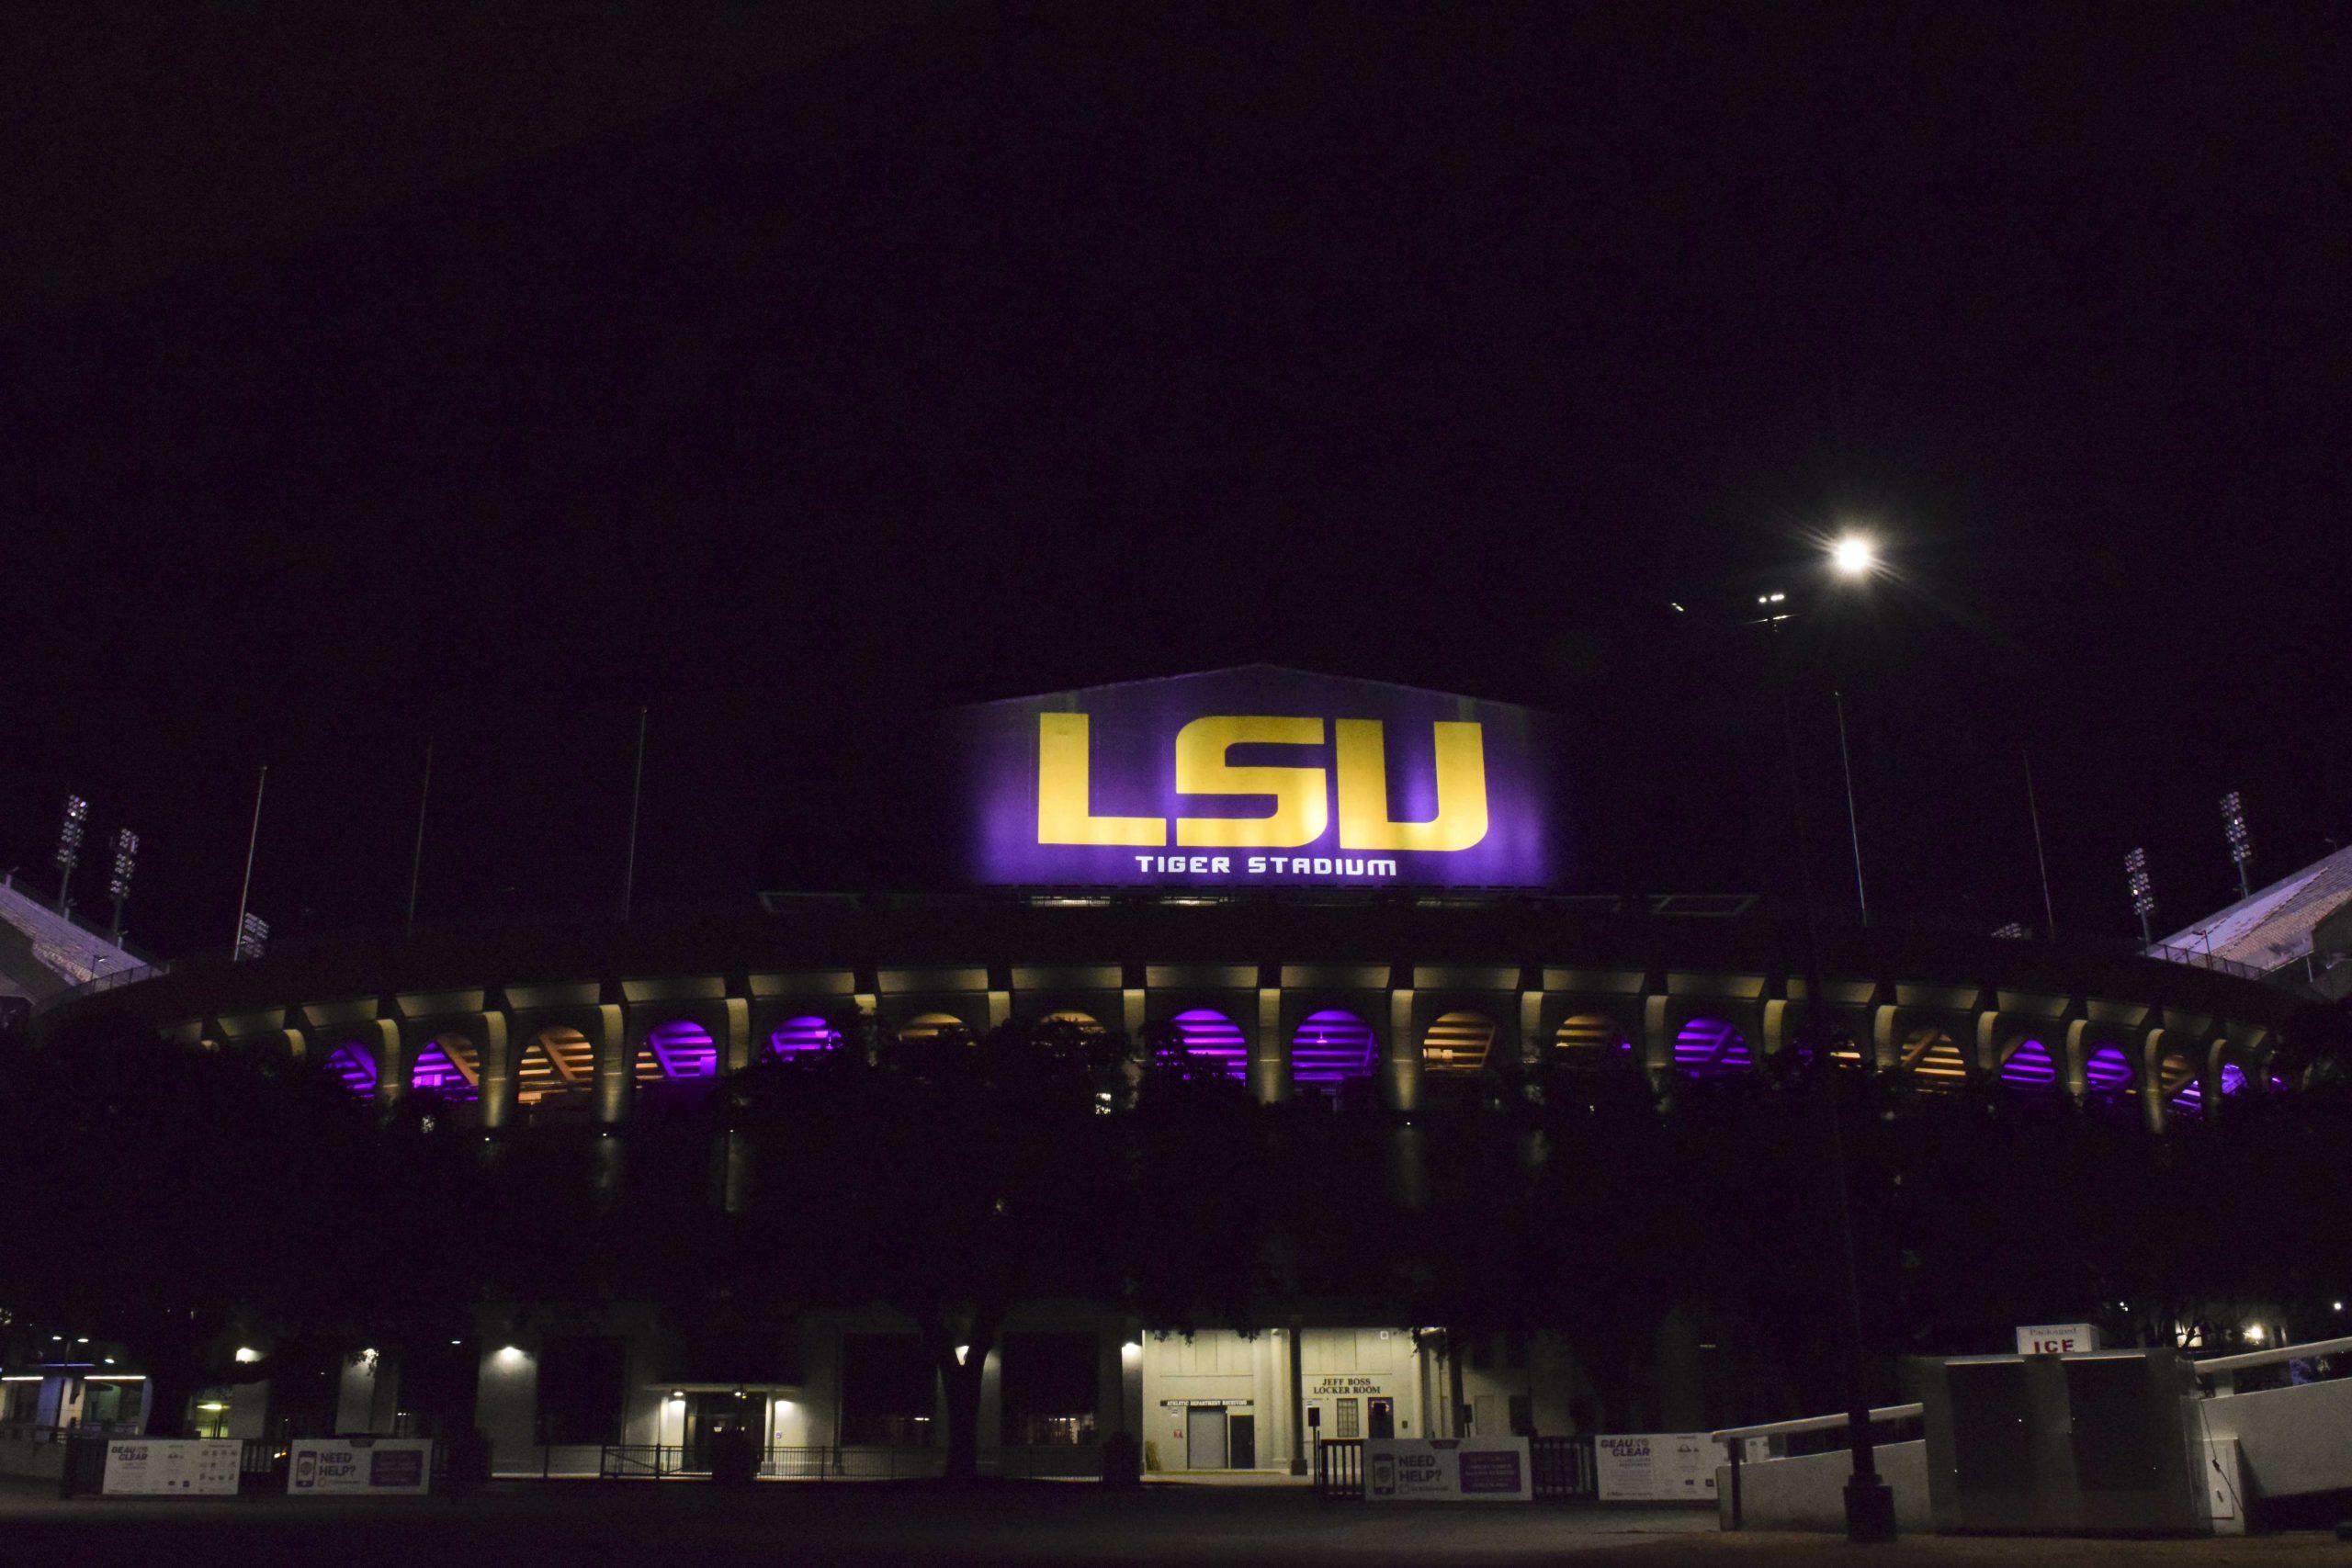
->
[0, 1475, 2340, 1566]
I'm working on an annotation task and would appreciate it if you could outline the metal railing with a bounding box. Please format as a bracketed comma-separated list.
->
[597, 1443, 948, 1481]
[2191, 1334, 2352, 1394]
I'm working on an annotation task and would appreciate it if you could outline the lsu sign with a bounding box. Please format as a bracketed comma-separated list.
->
[948, 667, 1562, 887]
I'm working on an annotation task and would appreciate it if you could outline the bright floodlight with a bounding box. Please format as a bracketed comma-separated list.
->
[1830, 535, 1876, 579]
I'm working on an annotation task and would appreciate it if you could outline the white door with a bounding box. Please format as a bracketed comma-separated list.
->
[1186, 1405, 1228, 1469]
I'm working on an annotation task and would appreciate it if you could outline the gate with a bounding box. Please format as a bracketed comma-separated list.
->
[1531, 1435, 1597, 1500]
[1313, 1438, 1363, 1499]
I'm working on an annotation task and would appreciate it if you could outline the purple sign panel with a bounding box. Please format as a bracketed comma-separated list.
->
[949, 667, 1562, 888]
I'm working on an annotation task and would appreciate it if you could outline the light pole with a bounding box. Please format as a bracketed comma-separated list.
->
[1715, 531, 1897, 1542]
[107, 829, 138, 942]
[54, 795, 88, 914]
[2222, 792, 2253, 901]
[2125, 848, 2154, 947]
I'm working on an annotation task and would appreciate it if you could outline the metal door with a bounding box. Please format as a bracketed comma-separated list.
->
[1186, 1404, 1228, 1469]
[1368, 1397, 1395, 1438]
[1228, 1412, 1256, 1469]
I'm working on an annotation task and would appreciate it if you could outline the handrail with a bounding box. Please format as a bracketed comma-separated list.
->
[2190, 1335, 2352, 1377]
[1711, 1404, 1923, 1445]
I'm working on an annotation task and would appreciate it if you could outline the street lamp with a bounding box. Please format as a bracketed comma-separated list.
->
[1708, 543, 1898, 1542]
[1830, 534, 1877, 580]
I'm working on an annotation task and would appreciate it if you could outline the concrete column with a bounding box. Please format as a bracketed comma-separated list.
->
[1641, 993, 1672, 1089]
[594, 1001, 628, 1126]
[1386, 987, 1419, 1111]
[1255, 986, 1286, 1104]
[724, 997, 752, 1072]
[371, 1016, 405, 1108]
[1287, 1325, 1307, 1475]
[478, 1009, 515, 1131]
[1518, 986, 1545, 1069]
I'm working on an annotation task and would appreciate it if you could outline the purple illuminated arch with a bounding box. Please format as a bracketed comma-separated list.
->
[410, 1039, 477, 1100]
[1170, 1009, 1249, 1080]
[639, 1021, 718, 1080]
[2220, 1063, 2249, 1097]
[1674, 1018, 1749, 1077]
[2083, 1045, 2133, 1097]
[769, 1015, 841, 1061]
[1999, 1039, 2058, 1089]
[1292, 1010, 1378, 1087]
[323, 1043, 378, 1097]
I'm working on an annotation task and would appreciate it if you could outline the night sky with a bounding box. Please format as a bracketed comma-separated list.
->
[5, 3, 2346, 962]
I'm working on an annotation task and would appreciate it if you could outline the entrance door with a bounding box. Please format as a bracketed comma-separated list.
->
[1228, 1412, 1256, 1469]
[1368, 1398, 1395, 1439]
[684, 1393, 755, 1472]
[1186, 1405, 1228, 1469]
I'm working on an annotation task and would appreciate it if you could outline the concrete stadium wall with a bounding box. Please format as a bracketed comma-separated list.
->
[1718, 1439, 1930, 1533]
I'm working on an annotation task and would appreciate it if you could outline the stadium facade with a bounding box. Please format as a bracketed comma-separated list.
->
[13, 669, 2311, 1477]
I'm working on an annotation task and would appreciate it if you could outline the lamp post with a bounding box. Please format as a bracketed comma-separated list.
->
[1709, 531, 1897, 1542]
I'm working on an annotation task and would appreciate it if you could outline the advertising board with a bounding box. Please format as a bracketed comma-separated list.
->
[1363, 1437, 1532, 1501]
[946, 667, 1562, 888]
[100, 1438, 243, 1495]
[1594, 1433, 1718, 1502]
[287, 1437, 434, 1495]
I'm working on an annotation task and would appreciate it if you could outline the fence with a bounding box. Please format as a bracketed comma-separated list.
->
[1314, 1435, 1590, 1502]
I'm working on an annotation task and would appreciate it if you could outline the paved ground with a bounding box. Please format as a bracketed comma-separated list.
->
[1, 1476, 2344, 1567]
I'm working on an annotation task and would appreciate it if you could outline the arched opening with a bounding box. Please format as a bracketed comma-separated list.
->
[323, 1043, 378, 1098]
[1291, 1010, 1378, 1088]
[1673, 1017, 1749, 1077]
[634, 1021, 718, 1084]
[1552, 1013, 1633, 1069]
[1164, 1009, 1248, 1079]
[2157, 1050, 2201, 1118]
[1036, 1010, 1104, 1033]
[2219, 1062, 2251, 1098]
[2083, 1043, 2134, 1100]
[410, 1036, 479, 1100]
[1422, 1012, 1497, 1077]
[1997, 1038, 2059, 1090]
[1900, 1026, 1970, 1090]
[517, 1028, 594, 1105]
[769, 1015, 842, 1061]
[896, 1012, 967, 1044]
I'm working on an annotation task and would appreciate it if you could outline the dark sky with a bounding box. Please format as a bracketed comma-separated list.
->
[4, 2, 2346, 961]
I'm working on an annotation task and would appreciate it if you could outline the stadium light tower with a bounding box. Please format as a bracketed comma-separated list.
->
[2126, 847, 2155, 945]
[2222, 791, 2253, 900]
[236, 912, 269, 963]
[54, 795, 88, 914]
[107, 829, 139, 941]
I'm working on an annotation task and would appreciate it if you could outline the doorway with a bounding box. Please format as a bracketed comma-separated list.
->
[1186, 1405, 1228, 1469]
[1368, 1397, 1394, 1439]
[683, 1392, 759, 1472]
[1228, 1412, 1256, 1469]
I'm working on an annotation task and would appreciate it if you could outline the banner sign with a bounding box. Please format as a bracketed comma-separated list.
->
[1364, 1437, 1532, 1501]
[288, 1437, 433, 1495]
[1595, 1433, 1719, 1502]
[947, 668, 1562, 888]
[101, 1438, 243, 1495]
